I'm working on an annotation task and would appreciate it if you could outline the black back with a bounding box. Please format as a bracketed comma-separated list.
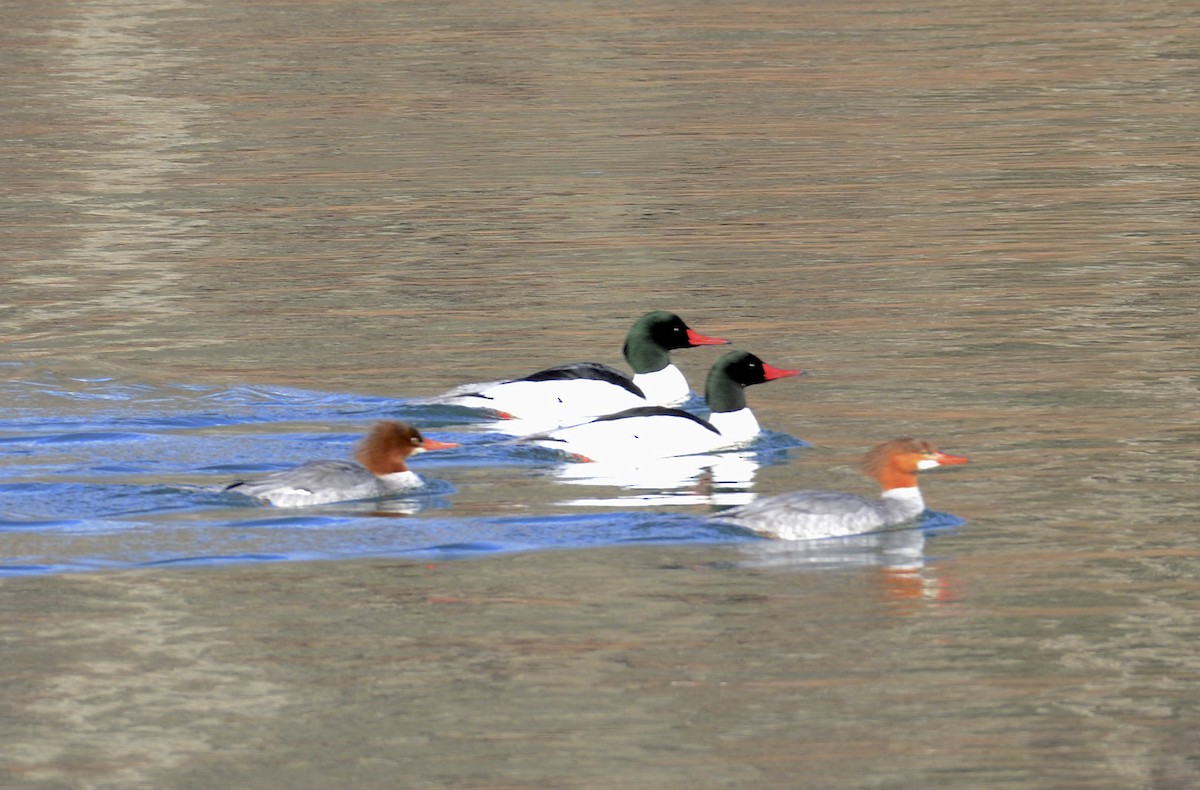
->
[515, 362, 645, 398]
[589, 405, 721, 435]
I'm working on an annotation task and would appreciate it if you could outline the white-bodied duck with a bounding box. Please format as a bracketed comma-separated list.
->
[524, 350, 801, 461]
[440, 311, 728, 421]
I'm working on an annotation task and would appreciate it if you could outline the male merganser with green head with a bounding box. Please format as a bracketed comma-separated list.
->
[524, 350, 800, 461]
[442, 311, 728, 422]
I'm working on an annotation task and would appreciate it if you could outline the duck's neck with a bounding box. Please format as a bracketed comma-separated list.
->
[877, 467, 918, 491]
[378, 470, 421, 491]
[358, 451, 411, 477]
[879, 486, 926, 524]
[705, 370, 746, 414]
[623, 332, 670, 374]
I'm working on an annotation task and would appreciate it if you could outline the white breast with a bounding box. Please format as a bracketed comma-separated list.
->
[631, 365, 691, 406]
[706, 408, 761, 445]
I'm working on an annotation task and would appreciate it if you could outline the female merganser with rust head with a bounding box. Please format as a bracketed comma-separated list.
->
[225, 421, 458, 507]
[711, 438, 968, 541]
[524, 350, 801, 461]
[441, 311, 728, 421]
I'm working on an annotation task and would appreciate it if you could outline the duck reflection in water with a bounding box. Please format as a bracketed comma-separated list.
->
[736, 516, 963, 610]
[548, 451, 763, 508]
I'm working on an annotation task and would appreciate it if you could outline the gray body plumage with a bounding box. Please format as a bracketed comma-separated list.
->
[712, 487, 926, 541]
[226, 460, 419, 507]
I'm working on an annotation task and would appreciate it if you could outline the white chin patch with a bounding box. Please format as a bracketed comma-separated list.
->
[916, 458, 940, 470]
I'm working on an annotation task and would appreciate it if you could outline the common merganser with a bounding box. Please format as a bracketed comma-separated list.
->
[711, 438, 968, 541]
[524, 350, 801, 461]
[224, 421, 458, 507]
[441, 311, 728, 421]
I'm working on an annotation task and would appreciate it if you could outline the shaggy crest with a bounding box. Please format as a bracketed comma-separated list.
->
[861, 437, 936, 479]
[355, 421, 424, 475]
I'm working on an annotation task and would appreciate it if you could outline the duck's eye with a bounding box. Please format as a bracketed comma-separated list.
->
[411, 436, 422, 446]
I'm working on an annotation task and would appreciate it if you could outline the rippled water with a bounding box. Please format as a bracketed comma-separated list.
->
[0, 366, 846, 573]
[2, 0, 1199, 786]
